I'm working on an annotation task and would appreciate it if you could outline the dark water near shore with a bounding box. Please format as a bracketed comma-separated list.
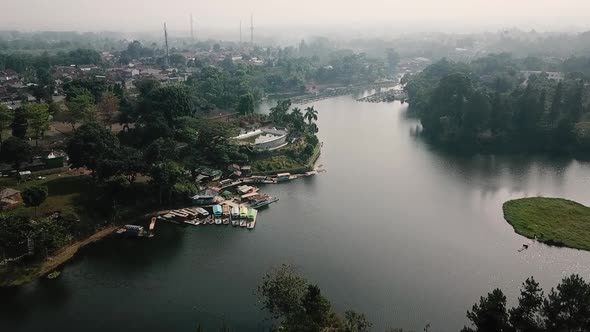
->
[3, 95, 590, 332]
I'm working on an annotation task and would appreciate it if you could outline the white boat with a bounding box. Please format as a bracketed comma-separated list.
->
[184, 219, 200, 226]
[222, 218, 230, 225]
[215, 218, 222, 225]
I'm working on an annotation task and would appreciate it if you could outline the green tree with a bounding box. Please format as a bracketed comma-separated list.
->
[0, 104, 14, 145]
[149, 161, 183, 204]
[304, 106, 318, 125]
[66, 89, 96, 131]
[270, 100, 291, 125]
[237, 93, 255, 114]
[0, 136, 31, 170]
[462, 289, 510, 332]
[140, 84, 193, 127]
[343, 311, 373, 332]
[24, 102, 50, 146]
[66, 121, 119, 174]
[10, 107, 28, 139]
[543, 274, 590, 332]
[21, 185, 48, 217]
[98, 91, 119, 128]
[509, 278, 544, 332]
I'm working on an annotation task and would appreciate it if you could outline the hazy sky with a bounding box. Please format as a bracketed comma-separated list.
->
[2, 0, 590, 34]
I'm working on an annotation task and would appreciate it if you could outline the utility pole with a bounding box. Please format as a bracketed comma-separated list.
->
[190, 14, 194, 41]
[164, 22, 170, 67]
[250, 13, 254, 45]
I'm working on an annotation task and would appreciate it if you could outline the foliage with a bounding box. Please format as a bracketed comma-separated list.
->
[65, 88, 96, 130]
[404, 55, 590, 154]
[149, 161, 183, 204]
[97, 91, 119, 127]
[0, 136, 31, 170]
[24, 102, 50, 145]
[139, 84, 193, 128]
[21, 185, 48, 216]
[66, 121, 119, 173]
[463, 275, 590, 332]
[237, 93, 255, 114]
[10, 107, 28, 139]
[0, 104, 14, 143]
[258, 264, 378, 332]
[503, 197, 590, 251]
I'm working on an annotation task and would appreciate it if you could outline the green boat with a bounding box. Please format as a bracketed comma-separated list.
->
[47, 271, 61, 279]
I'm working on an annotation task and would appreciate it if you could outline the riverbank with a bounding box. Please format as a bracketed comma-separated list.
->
[503, 197, 590, 251]
[0, 225, 118, 287]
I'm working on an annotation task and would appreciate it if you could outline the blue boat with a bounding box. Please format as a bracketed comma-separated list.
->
[212, 205, 223, 217]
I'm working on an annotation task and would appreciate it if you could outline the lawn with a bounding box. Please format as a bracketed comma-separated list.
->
[503, 197, 590, 251]
[1, 173, 91, 218]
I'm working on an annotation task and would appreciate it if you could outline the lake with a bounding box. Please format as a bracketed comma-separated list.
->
[3, 94, 590, 332]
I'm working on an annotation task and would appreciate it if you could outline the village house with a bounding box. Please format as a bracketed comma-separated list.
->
[0, 188, 22, 211]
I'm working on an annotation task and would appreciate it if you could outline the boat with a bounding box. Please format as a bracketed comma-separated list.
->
[184, 219, 201, 226]
[222, 205, 231, 217]
[222, 218, 230, 225]
[239, 205, 248, 219]
[231, 206, 240, 219]
[239, 219, 247, 227]
[247, 208, 258, 230]
[215, 218, 222, 225]
[276, 172, 291, 182]
[116, 224, 153, 237]
[212, 205, 223, 217]
[249, 196, 279, 209]
[195, 207, 209, 216]
[47, 271, 61, 280]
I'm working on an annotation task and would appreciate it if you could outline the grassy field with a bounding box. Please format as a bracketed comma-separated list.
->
[503, 197, 590, 251]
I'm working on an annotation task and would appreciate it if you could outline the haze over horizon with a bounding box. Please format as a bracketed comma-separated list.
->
[2, 0, 590, 38]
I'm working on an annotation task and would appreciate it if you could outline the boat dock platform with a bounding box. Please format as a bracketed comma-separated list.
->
[157, 204, 260, 230]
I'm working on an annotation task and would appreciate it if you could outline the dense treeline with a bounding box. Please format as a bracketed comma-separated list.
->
[257, 265, 590, 332]
[404, 54, 590, 155]
[0, 48, 102, 73]
[462, 275, 590, 332]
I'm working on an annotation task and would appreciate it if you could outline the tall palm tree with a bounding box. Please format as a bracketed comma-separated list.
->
[290, 107, 304, 132]
[304, 106, 318, 125]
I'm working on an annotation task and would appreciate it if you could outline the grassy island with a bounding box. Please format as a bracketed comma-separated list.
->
[503, 197, 590, 251]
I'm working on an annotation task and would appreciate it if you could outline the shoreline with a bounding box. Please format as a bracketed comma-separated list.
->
[0, 225, 118, 287]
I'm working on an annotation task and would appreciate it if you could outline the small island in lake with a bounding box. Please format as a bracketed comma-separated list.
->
[503, 197, 590, 251]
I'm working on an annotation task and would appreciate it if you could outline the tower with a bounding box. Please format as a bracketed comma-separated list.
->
[164, 23, 170, 67]
[240, 20, 243, 45]
[190, 14, 194, 41]
[250, 13, 254, 45]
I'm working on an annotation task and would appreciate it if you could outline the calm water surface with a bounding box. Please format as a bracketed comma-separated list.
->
[3, 95, 590, 332]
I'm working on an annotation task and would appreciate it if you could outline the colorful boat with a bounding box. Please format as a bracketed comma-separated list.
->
[247, 209, 258, 230]
[239, 205, 248, 219]
[212, 205, 223, 217]
[231, 206, 240, 219]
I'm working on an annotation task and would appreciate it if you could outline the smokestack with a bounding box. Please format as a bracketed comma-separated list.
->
[164, 22, 170, 67]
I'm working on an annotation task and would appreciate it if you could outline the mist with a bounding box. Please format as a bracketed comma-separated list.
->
[2, 0, 590, 37]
